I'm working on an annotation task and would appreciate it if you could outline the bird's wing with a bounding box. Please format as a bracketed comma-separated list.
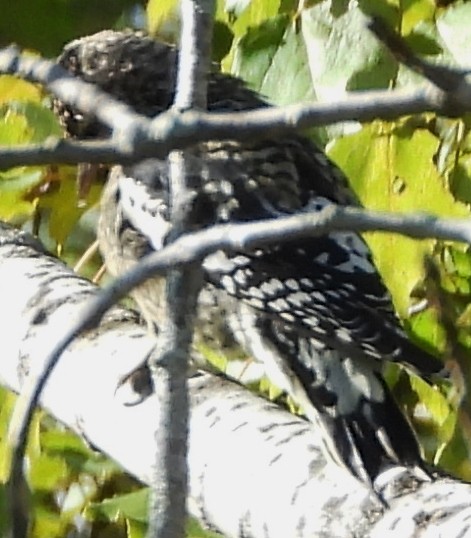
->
[115, 154, 442, 377]
[203, 227, 442, 376]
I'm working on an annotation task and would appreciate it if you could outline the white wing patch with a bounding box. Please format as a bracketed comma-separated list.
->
[118, 174, 170, 250]
[305, 197, 376, 274]
[330, 231, 376, 273]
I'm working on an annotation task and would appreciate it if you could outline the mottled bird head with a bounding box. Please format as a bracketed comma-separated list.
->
[55, 30, 264, 140]
[55, 30, 178, 138]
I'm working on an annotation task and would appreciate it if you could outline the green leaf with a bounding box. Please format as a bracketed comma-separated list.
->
[229, 0, 282, 38]
[329, 121, 470, 315]
[400, 0, 435, 35]
[435, 426, 471, 480]
[86, 488, 149, 523]
[0, 76, 42, 104]
[232, 14, 326, 142]
[257, 22, 317, 106]
[409, 375, 451, 426]
[406, 309, 446, 357]
[0, 389, 17, 481]
[232, 15, 289, 93]
[33, 506, 66, 538]
[450, 154, 471, 205]
[29, 453, 68, 491]
[301, 0, 398, 97]
[37, 167, 101, 247]
[0, 186, 36, 223]
[0, 0, 137, 56]
[41, 430, 96, 455]
[40, 429, 119, 478]
[212, 21, 235, 63]
[0, 100, 64, 223]
[127, 518, 147, 538]
[404, 30, 442, 56]
[7, 101, 63, 142]
[437, 2, 471, 66]
[146, 0, 180, 40]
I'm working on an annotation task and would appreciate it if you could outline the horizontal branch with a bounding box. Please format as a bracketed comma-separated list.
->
[0, 138, 129, 168]
[102, 204, 471, 310]
[0, 43, 462, 170]
[1, 222, 470, 537]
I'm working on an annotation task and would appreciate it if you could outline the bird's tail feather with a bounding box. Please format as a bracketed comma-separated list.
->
[296, 354, 429, 490]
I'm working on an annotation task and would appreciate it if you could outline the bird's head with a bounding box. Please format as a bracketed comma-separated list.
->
[54, 29, 264, 140]
[54, 30, 178, 139]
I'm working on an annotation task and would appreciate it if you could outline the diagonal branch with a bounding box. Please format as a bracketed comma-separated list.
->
[367, 16, 470, 95]
[7, 203, 471, 510]
[3, 221, 471, 538]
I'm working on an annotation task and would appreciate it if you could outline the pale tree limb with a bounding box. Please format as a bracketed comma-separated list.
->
[1, 224, 471, 538]
[7, 202, 471, 528]
[147, 1, 215, 537]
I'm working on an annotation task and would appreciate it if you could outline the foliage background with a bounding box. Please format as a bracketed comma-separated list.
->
[2, 0, 471, 536]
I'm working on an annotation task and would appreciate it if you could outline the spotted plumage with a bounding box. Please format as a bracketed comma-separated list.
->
[56, 30, 444, 489]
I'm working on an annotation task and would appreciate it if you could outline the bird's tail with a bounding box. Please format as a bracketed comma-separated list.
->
[221, 299, 430, 491]
[287, 344, 429, 489]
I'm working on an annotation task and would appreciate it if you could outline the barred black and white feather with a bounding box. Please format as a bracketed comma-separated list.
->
[56, 30, 444, 489]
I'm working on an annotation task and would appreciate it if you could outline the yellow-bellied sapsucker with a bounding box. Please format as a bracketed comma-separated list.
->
[55, 30, 444, 489]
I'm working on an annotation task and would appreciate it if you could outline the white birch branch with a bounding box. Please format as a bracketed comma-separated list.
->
[1, 223, 471, 538]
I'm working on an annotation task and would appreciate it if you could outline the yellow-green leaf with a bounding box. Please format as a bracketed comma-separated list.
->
[146, 0, 180, 39]
[329, 121, 470, 315]
[0, 76, 42, 104]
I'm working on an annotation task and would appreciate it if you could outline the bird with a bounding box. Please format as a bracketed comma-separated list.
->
[55, 29, 445, 491]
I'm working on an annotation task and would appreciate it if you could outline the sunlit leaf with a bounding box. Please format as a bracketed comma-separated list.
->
[37, 167, 101, 247]
[86, 488, 149, 523]
[146, 0, 180, 40]
[29, 453, 68, 490]
[301, 0, 398, 100]
[436, 2, 471, 65]
[410, 375, 452, 426]
[0, 76, 42, 104]
[329, 121, 470, 315]
[401, 0, 435, 35]
[232, 15, 289, 93]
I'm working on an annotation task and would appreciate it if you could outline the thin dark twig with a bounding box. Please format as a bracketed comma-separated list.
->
[0, 86, 448, 171]
[367, 16, 470, 95]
